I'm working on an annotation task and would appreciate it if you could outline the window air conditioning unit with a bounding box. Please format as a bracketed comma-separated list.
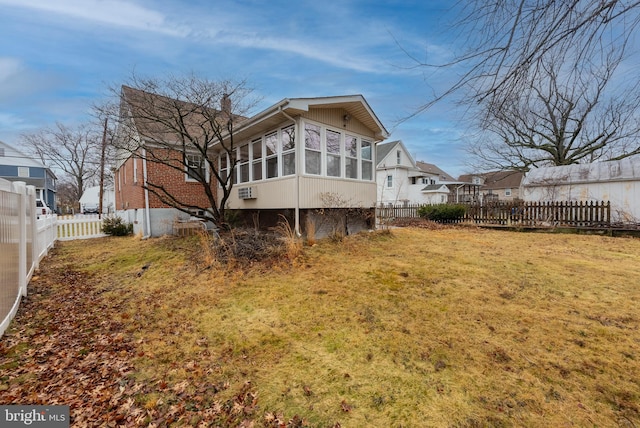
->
[238, 187, 256, 200]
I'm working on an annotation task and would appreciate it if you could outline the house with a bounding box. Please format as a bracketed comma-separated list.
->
[457, 170, 524, 203]
[376, 140, 456, 205]
[79, 185, 115, 214]
[521, 157, 640, 223]
[115, 87, 389, 237]
[0, 140, 57, 211]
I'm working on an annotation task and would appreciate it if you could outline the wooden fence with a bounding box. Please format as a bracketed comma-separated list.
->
[377, 201, 611, 228]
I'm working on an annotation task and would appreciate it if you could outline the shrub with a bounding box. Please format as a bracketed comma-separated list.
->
[417, 204, 467, 223]
[102, 216, 133, 236]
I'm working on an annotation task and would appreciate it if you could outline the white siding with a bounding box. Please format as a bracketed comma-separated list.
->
[299, 176, 376, 208]
[226, 177, 297, 209]
[521, 158, 640, 222]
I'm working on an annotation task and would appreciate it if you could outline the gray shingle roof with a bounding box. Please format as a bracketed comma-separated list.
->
[375, 140, 400, 165]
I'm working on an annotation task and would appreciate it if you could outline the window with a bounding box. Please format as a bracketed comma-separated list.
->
[345, 135, 358, 179]
[265, 132, 278, 179]
[326, 129, 341, 177]
[305, 123, 321, 175]
[397, 150, 401, 165]
[282, 126, 295, 176]
[361, 140, 372, 180]
[238, 145, 249, 183]
[505, 188, 512, 197]
[411, 177, 417, 185]
[0, 148, 4, 156]
[185, 154, 205, 182]
[251, 138, 262, 181]
[17, 167, 29, 178]
[386, 175, 393, 188]
[219, 154, 228, 184]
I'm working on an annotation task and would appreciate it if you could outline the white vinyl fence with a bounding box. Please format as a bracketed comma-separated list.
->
[57, 214, 105, 241]
[0, 179, 105, 338]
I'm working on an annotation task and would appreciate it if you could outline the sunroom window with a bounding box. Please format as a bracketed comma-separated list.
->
[265, 132, 278, 179]
[361, 140, 372, 181]
[282, 125, 295, 176]
[345, 134, 358, 179]
[238, 144, 249, 183]
[219, 154, 228, 184]
[326, 129, 341, 177]
[304, 123, 321, 175]
[251, 138, 262, 181]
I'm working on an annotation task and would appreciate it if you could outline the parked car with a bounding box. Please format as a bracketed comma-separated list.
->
[36, 199, 51, 217]
[82, 203, 100, 214]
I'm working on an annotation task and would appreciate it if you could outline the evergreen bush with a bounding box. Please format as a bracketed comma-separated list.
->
[102, 216, 133, 236]
[417, 204, 467, 223]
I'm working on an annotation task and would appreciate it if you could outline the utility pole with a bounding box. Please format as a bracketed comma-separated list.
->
[99, 117, 108, 218]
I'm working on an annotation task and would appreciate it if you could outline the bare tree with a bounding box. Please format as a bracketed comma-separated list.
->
[108, 74, 258, 229]
[468, 52, 640, 170]
[412, 0, 640, 170]
[22, 122, 101, 203]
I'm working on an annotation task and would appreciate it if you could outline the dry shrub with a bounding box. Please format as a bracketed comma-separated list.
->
[198, 224, 302, 269]
[273, 215, 303, 259]
[196, 229, 219, 267]
[217, 230, 283, 264]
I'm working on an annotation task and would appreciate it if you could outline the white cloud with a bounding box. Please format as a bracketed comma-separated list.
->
[214, 32, 383, 74]
[0, 0, 188, 36]
[0, 57, 22, 82]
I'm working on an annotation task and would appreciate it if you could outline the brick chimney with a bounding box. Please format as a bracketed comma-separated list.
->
[221, 94, 231, 115]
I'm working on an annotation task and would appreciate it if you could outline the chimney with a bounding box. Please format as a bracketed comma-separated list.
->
[221, 94, 231, 115]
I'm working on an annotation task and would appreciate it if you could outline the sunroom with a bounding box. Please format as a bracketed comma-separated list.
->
[218, 95, 389, 234]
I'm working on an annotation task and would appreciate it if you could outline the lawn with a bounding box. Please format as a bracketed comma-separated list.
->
[1, 226, 639, 427]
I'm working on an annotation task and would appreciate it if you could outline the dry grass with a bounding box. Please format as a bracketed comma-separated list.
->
[11, 228, 640, 426]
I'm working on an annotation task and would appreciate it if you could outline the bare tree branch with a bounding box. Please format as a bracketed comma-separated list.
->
[107, 73, 260, 229]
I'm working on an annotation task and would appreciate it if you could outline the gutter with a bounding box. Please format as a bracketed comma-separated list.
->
[142, 148, 151, 239]
[230, 99, 291, 136]
[279, 105, 302, 237]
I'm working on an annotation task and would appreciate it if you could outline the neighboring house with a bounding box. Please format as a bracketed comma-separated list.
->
[115, 87, 389, 237]
[0, 140, 57, 211]
[79, 185, 115, 214]
[376, 140, 455, 205]
[521, 157, 640, 223]
[458, 170, 524, 203]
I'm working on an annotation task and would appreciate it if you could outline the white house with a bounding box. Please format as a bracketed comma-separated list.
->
[520, 157, 640, 223]
[376, 140, 455, 205]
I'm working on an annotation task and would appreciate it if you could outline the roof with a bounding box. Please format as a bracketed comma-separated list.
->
[459, 170, 524, 189]
[122, 86, 389, 146]
[416, 161, 456, 182]
[421, 184, 449, 193]
[522, 157, 640, 187]
[233, 94, 389, 143]
[121, 85, 244, 144]
[376, 140, 400, 165]
[0, 140, 49, 169]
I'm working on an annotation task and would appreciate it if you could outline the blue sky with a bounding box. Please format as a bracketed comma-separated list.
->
[0, 0, 470, 177]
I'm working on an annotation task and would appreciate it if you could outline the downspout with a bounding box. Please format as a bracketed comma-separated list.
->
[142, 148, 151, 239]
[279, 107, 302, 236]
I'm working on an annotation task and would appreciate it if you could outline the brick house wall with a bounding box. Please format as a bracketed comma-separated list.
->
[115, 148, 218, 212]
